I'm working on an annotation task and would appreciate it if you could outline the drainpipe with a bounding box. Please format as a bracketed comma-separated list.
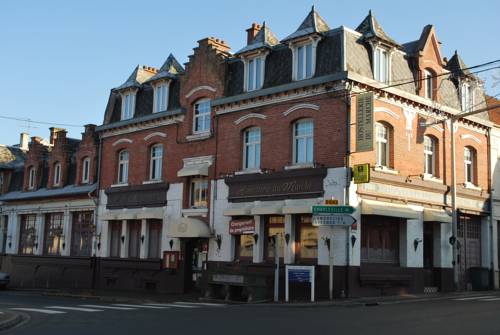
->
[450, 118, 459, 290]
[344, 81, 352, 298]
[487, 127, 495, 288]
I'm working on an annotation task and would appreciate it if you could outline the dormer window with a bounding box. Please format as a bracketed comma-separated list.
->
[292, 41, 316, 81]
[424, 70, 433, 99]
[121, 91, 136, 120]
[153, 82, 169, 113]
[82, 157, 90, 184]
[245, 56, 265, 91]
[53, 162, 61, 187]
[28, 167, 36, 190]
[374, 47, 389, 84]
[461, 83, 473, 112]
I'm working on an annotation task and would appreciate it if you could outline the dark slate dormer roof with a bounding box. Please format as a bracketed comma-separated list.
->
[281, 6, 330, 43]
[355, 10, 399, 47]
[235, 22, 279, 55]
[447, 50, 473, 78]
[0, 146, 26, 169]
[146, 54, 185, 82]
[113, 65, 157, 91]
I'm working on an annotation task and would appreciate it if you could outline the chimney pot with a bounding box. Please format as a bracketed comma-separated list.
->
[246, 22, 262, 45]
[19, 132, 29, 150]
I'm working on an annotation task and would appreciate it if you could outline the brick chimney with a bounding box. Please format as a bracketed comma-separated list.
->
[49, 127, 66, 145]
[19, 132, 29, 151]
[246, 23, 261, 44]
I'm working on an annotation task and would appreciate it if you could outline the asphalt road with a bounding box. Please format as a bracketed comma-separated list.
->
[1, 291, 500, 335]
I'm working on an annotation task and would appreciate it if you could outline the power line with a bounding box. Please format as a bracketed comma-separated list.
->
[0, 115, 84, 128]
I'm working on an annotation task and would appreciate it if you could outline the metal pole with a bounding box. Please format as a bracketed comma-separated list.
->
[274, 235, 279, 302]
[329, 236, 333, 300]
[450, 118, 459, 289]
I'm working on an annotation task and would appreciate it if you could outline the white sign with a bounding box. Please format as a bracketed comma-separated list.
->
[312, 214, 357, 226]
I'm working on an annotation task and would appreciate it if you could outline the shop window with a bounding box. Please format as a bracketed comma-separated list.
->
[296, 215, 317, 261]
[424, 135, 437, 177]
[266, 216, 285, 261]
[128, 220, 141, 259]
[81, 157, 90, 184]
[293, 119, 314, 165]
[44, 213, 64, 256]
[193, 99, 211, 134]
[236, 234, 254, 261]
[117, 150, 129, 184]
[109, 220, 122, 258]
[361, 216, 400, 264]
[147, 219, 162, 259]
[149, 144, 163, 181]
[71, 211, 93, 257]
[19, 214, 37, 255]
[243, 127, 261, 170]
[190, 177, 208, 208]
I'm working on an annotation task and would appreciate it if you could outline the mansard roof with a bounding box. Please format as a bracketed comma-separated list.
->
[355, 10, 399, 47]
[114, 65, 158, 91]
[146, 54, 185, 82]
[235, 22, 279, 55]
[281, 6, 330, 43]
[0, 145, 26, 169]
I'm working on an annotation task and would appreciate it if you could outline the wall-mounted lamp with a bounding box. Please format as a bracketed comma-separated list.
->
[449, 235, 456, 246]
[34, 235, 38, 250]
[252, 233, 259, 244]
[7, 235, 12, 249]
[141, 235, 145, 244]
[61, 234, 66, 250]
[216, 234, 222, 250]
[169, 239, 174, 250]
[121, 235, 125, 244]
[351, 235, 357, 248]
[414, 238, 422, 251]
[322, 237, 331, 251]
[284, 233, 290, 246]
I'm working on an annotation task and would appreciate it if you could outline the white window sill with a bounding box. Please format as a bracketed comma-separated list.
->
[186, 132, 211, 142]
[464, 182, 482, 191]
[111, 183, 128, 188]
[143, 180, 163, 185]
[374, 166, 399, 175]
[235, 169, 261, 175]
[285, 163, 314, 170]
[422, 174, 443, 184]
[182, 208, 208, 217]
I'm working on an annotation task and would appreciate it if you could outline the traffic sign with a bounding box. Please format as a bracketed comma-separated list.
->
[312, 205, 355, 215]
[353, 163, 370, 184]
[312, 214, 357, 226]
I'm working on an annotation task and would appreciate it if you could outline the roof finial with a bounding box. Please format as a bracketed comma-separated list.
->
[369, 9, 373, 16]
[262, 20, 266, 28]
[454, 49, 458, 55]
[312, 5, 315, 12]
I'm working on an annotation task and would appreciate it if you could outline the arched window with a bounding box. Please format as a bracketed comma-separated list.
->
[423, 136, 436, 176]
[293, 119, 314, 165]
[375, 122, 390, 167]
[464, 146, 476, 184]
[82, 157, 90, 184]
[424, 70, 433, 99]
[117, 150, 129, 184]
[243, 127, 261, 170]
[149, 144, 163, 181]
[28, 166, 36, 190]
[193, 99, 211, 133]
[53, 162, 61, 186]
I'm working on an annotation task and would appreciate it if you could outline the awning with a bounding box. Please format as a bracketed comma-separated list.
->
[251, 201, 284, 215]
[223, 203, 253, 216]
[282, 199, 316, 214]
[424, 209, 452, 223]
[167, 217, 212, 238]
[177, 163, 209, 177]
[361, 199, 420, 219]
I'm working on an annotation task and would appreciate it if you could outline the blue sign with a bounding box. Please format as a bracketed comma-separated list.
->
[288, 270, 311, 283]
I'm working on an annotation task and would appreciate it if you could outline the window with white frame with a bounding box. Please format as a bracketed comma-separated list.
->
[374, 47, 389, 84]
[53, 162, 61, 186]
[243, 128, 261, 170]
[376, 122, 390, 167]
[82, 157, 90, 184]
[28, 166, 36, 190]
[295, 43, 314, 81]
[190, 177, 208, 208]
[193, 99, 211, 133]
[121, 92, 135, 120]
[464, 146, 476, 184]
[149, 144, 163, 181]
[246, 56, 264, 91]
[117, 150, 129, 184]
[424, 70, 433, 99]
[154, 82, 169, 113]
[424, 136, 436, 176]
[293, 119, 314, 164]
[461, 83, 473, 112]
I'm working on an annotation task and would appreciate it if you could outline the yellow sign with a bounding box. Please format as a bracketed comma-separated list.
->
[325, 199, 339, 205]
[353, 163, 370, 184]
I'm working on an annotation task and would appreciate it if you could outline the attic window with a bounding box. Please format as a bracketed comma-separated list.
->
[245, 56, 265, 91]
[461, 83, 473, 112]
[82, 157, 90, 184]
[121, 91, 136, 120]
[154, 82, 169, 113]
[28, 167, 36, 190]
[424, 70, 433, 99]
[53, 162, 61, 187]
[293, 42, 315, 81]
[374, 47, 389, 84]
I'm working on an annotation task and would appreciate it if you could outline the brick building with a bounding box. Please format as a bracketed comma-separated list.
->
[0, 8, 497, 298]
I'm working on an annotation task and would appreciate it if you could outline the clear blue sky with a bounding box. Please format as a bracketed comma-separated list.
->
[0, 0, 499, 145]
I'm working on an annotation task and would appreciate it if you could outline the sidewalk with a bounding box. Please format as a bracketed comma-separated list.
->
[0, 310, 25, 331]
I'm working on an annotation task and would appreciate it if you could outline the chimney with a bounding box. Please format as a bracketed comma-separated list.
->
[246, 23, 261, 44]
[19, 132, 29, 151]
[49, 127, 66, 145]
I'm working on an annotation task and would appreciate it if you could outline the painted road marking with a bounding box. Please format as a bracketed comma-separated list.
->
[11, 308, 66, 315]
[454, 295, 497, 301]
[80, 304, 137, 310]
[45, 306, 103, 312]
[144, 303, 199, 309]
[479, 297, 500, 301]
[112, 304, 169, 309]
[175, 302, 225, 307]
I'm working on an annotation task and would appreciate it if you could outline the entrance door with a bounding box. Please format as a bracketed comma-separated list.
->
[423, 224, 435, 288]
[457, 215, 482, 290]
[183, 239, 208, 292]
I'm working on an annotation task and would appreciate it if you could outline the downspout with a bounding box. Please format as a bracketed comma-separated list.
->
[211, 112, 219, 235]
[344, 81, 352, 298]
[487, 127, 495, 288]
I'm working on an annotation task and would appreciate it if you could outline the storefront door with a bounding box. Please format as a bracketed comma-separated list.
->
[457, 215, 482, 290]
[423, 224, 435, 288]
[183, 238, 208, 292]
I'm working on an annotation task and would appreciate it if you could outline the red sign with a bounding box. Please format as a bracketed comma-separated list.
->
[229, 219, 255, 235]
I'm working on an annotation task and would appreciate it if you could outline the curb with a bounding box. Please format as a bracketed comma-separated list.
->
[0, 312, 27, 332]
